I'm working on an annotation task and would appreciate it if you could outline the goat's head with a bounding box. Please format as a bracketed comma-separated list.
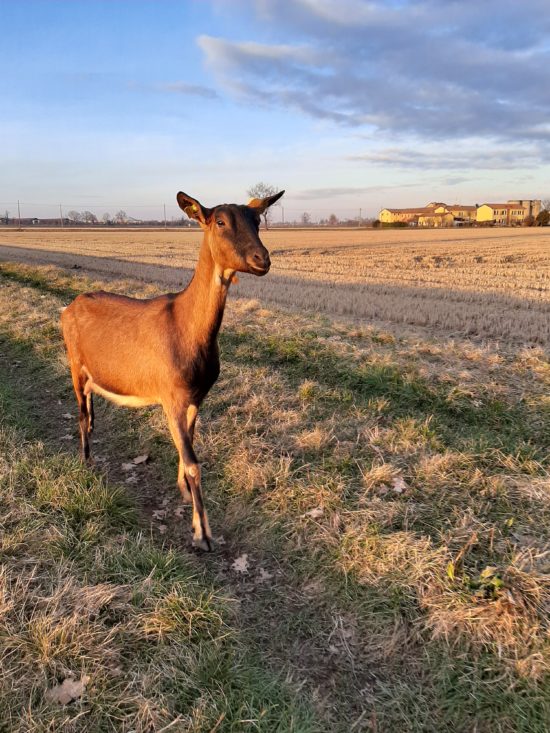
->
[176, 190, 284, 276]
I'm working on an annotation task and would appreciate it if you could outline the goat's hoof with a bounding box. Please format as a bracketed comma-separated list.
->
[192, 536, 214, 552]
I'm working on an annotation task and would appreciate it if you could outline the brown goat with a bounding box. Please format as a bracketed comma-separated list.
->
[61, 189, 284, 550]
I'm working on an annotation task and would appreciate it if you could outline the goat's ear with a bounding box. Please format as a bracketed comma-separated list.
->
[248, 190, 285, 214]
[176, 191, 211, 225]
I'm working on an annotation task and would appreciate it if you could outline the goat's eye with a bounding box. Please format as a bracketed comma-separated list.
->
[216, 219, 225, 227]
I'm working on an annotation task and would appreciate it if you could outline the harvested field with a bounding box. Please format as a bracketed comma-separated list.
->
[0, 226, 549, 344]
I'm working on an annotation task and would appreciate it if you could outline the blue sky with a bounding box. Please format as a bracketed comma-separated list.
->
[1, 0, 549, 221]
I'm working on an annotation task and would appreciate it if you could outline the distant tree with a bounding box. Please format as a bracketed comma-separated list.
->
[328, 213, 339, 226]
[114, 210, 128, 224]
[536, 209, 549, 226]
[102, 212, 112, 224]
[3, 210, 9, 225]
[83, 211, 97, 224]
[246, 182, 279, 229]
[523, 214, 535, 227]
[67, 210, 82, 223]
[542, 199, 550, 212]
[372, 219, 381, 228]
[301, 212, 311, 225]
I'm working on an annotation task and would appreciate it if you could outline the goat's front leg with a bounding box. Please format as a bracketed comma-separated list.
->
[165, 405, 213, 551]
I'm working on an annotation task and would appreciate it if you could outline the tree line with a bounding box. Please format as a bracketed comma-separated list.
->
[66, 210, 129, 224]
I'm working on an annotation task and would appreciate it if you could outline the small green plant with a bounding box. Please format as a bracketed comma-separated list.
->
[468, 565, 505, 600]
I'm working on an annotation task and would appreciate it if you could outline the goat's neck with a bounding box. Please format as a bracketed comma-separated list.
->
[178, 234, 233, 347]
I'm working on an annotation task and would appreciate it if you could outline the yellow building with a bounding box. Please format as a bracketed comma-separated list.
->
[507, 199, 541, 218]
[447, 205, 477, 222]
[476, 204, 524, 225]
[476, 200, 541, 225]
[379, 207, 428, 224]
[380, 199, 541, 227]
[418, 208, 455, 227]
[379, 202, 475, 227]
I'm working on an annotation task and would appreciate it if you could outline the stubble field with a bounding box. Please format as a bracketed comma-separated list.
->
[0, 227, 549, 731]
[1, 226, 549, 344]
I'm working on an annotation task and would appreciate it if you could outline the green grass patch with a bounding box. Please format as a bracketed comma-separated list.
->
[220, 329, 548, 461]
[0, 261, 82, 301]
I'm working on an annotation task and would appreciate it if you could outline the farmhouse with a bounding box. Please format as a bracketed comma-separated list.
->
[379, 202, 476, 227]
[476, 200, 541, 225]
[380, 199, 542, 227]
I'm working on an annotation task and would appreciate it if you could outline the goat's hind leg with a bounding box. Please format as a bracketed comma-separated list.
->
[86, 391, 94, 434]
[68, 363, 92, 463]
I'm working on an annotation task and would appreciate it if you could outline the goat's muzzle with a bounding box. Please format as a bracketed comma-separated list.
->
[246, 250, 271, 275]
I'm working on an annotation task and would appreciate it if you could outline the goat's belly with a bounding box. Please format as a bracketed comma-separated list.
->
[85, 380, 159, 408]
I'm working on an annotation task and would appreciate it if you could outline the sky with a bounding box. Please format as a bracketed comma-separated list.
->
[1, 0, 550, 221]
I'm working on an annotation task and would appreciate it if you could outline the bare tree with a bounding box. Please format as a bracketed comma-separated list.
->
[247, 182, 280, 228]
[83, 211, 98, 224]
[301, 212, 311, 226]
[102, 212, 111, 224]
[114, 210, 128, 224]
[542, 198, 550, 212]
[328, 213, 339, 226]
[67, 210, 83, 223]
[3, 210, 9, 225]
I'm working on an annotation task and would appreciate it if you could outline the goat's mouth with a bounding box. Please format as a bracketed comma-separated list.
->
[246, 261, 270, 276]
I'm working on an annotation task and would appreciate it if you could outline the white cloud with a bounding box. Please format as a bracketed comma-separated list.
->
[199, 0, 550, 153]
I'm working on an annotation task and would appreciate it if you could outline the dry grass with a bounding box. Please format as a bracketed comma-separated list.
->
[0, 363, 318, 731]
[0, 226, 549, 343]
[0, 255, 549, 731]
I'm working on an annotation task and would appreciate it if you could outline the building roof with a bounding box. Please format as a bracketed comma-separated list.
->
[383, 207, 443, 214]
[383, 202, 476, 214]
[418, 212, 453, 217]
[482, 203, 520, 209]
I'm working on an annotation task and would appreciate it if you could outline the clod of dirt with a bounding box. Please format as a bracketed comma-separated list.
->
[45, 675, 90, 705]
[391, 476, 407, 494]
[232, 554, 249, 573]
[132, 454, 149, 465]
[257, 568, 273, 583]
[301, 507, 324, 519]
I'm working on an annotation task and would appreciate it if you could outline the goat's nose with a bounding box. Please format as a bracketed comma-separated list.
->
[253, 251, 270, 268]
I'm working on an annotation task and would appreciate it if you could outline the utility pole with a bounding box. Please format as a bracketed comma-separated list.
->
[282, 206, 285, 225]
[59, 204, 64, 228]
[164, 203, 167, 229]
[358, 207, 362, 227]
[17, 200, 21, 229]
